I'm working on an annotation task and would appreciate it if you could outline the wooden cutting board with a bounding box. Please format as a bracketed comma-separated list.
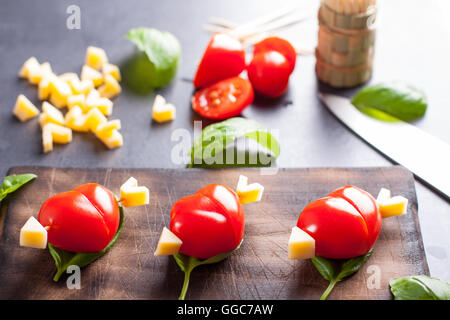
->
[0, 166, 428, 300]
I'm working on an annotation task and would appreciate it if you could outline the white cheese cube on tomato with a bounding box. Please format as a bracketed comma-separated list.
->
[43, 123, 72, 144]
[18, 57, 40, 79]
[154, 227, 182, 256]
[42, 101, 64, 125]
[288, 226, 315, 260]
[236, 175, 264, 204]
[102, 63, 121, 81]
[376, 188, 391, 203]
[13, 94, 40, 122]
[85, 46, 108, 70]
[98, 74, 121, 99]
[20, 217, 47, 249]
[379, 196, 408, 218]
[81, 65, 104, 87]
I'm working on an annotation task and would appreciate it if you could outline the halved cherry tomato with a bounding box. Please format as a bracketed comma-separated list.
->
[193, 33, 246, 88]
[247, 50, 291, 98]
[38, 183, 120, 253]
[192, 77, 254, 120]
[297, 186, 381, 259]
[253, 36, 297, 73]
[170, 184, 245, 259]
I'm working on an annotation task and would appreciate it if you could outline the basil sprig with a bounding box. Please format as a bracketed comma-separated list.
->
[48, 204, 124, 282]
[351, 82, 427, 122]
[190, 117, 280, 168]
[0, 174, 37, 202]
[173, 241, 242, 300]
[312, 248, 373, 300]
[125, 27, 181, 92]
[390, 275, 450, 300]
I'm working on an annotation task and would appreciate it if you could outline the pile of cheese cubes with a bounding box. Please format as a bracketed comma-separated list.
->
[13, 46, 123, 153]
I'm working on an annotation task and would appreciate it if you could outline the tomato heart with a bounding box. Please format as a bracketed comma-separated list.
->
[170, 184, 245, 259]
[38, 183, 120, 253]
[297, 186, 381, 259]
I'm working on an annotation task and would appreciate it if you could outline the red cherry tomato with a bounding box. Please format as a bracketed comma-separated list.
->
[38, 183, 120, 253]
[247, 50, 291, 98]
[191, 77, 254, 120]
[297, 186, 381, 259]
[170, 184, 245, 259]
[253, 36, 297, 73]
[194, 33, 246, 88]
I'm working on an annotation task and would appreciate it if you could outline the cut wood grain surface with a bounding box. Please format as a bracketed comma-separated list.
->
[0, 166, 428, 300]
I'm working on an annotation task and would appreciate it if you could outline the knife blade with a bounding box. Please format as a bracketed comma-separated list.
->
[319, 93, 450, 200]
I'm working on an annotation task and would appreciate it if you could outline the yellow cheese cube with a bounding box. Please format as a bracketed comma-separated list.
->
[49, 79, 72, 108]
[98, 129, 123, 149]
[86, 96, 113, 116]
[379, 196, 408, 218]
[59, 72, 79, 84]
[65, 105, 89, 132]
[20, 217, 48, 249]
[85, 46, 108, 70]
[288, 226, 315, 260]
[43, 123, 72, 144]
[39, 114, 49, 128]
[154, 227, 183, 256]
[81, 65, 103, 87]
[236, 175, 264, 204]
[28, 62, 52, 85]
[376, 188, 391, 203]
[120, 177, 149, 207]
[95, 119, 121, 139]
[42, 126, 53, 153]
[67, 94, 87, 111]
[102, 63, 121, 81]
[85, 108, 107, 132]
[98, 74, 121, 99]
[18, 57, 40, 78]
[13, 94, 40, 122]
[152, 95, 176, 123]
[69, 78, 94, 96]
[42, 101, 64, 125]
[38, 75, 52, 100]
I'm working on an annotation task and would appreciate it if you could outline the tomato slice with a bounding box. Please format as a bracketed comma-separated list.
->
[191, 77, 254, 120]
[193, 33, 246, 88]
[253, 36, 297, 73]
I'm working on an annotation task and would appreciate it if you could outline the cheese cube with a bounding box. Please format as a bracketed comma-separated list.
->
[379, 196, 408, 218]
[59, 72, 79, 84]
[13, 94, 40, 122]
[43, 123, 72, 144]
[67, 94, 87, 111]
[152, 95, 176, 123]
[42, 101, 64, 125]
[102, 63, 121, 81]
[86, 96, 113, 116]
[85, 108, 107, 132]
[85, 46, 108, 70]
[65, 106, 89, 132]
[235, 175, 264, 204]
[69, 78, 94, 96]
[120, 177, 149, 207]
[288, 226, 315, 260]
[38, 76, 52, 100]
[49, 79, 72, 108]
[154, 227, 182, 256]
[95, 120, 121, 139]
[39, 114, 49, 128]
[376, 188, 391, 203]
[20, 217, 48, 249]
[18, 57, 40, 78]
[97, 129, 123, 149]
[29, 62, 52, 85]
[81, 65, 103, 87]
[98, 74, 121, 99]
[121, 177, 138, 189]
[42, 126, 53, 153]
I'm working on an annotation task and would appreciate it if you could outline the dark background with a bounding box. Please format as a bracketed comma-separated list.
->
[0, 0, 449, 282]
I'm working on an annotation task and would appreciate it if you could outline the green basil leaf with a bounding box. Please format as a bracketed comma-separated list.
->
[390, 275, 450, 300]
[173, 240, 242, 300]
[125, 28, 181, 90]
[190, 117, 280, 168]
[312, 249, 373, 300]
[49, 204, 125, 282]
[0, 174, 37, 202]
[351, 82, 427, 122]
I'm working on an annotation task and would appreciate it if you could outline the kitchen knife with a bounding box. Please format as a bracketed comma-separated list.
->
[319, 93, 450, 200]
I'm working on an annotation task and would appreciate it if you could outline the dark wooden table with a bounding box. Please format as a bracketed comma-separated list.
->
[0, 0, 449, 284]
